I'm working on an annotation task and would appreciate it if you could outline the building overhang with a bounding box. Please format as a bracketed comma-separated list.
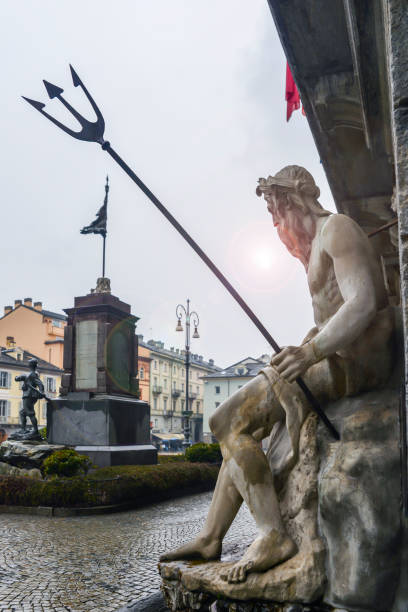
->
[268, 0, 395, 254]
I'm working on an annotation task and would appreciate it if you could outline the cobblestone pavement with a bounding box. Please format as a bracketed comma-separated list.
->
[0, 492, 257, 612]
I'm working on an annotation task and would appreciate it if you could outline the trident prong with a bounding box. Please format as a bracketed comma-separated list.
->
[22, 65, 105, 144]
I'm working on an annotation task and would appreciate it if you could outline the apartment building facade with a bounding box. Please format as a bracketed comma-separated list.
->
[137, 343, 152, 403]
[0, 298, 67, 368]
[138, 336, 220, 444]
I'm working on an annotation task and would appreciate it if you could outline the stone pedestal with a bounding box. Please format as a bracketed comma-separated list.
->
[53, 284, 157, 467]
[317, 387, 403, 611]
[48, 394, 156, 467]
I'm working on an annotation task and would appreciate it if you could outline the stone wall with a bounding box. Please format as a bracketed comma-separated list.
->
[385, 0, 408, 493]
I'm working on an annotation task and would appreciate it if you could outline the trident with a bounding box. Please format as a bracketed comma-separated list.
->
[23, 65, 339, 440]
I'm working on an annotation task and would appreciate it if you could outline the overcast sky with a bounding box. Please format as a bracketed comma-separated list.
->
[1, 1, 336, 368]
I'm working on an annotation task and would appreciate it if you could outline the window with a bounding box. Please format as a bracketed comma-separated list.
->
[153, 398, 157, 410]
[0, 372, 10, 388]
[42, 404, 47, 419]
[182, 368, 185, 376]
[215, 386, 220, 394]
[17, 354, 22, 361]
[46, 377, 56, 393]
[181, 400, 185, 411]
[172, 400, 177, 411]
[173, 365, 176, 374]
[154, 360, 158, 370]
[215, 402, 220, 408]
[154, 418, 158, 428]
[164, 379, 167, 389]
[196, 385, 199, 394]
[139, 367, 144, 379]
[164, 398, 168, 411]
[164, 362, 167, 372]
[0, 400, 9, 421]
[196, 401, 200, 413]
[238, 385, 242, 389]
[237, 367, 245, 375]
[189, 384, 192, 393]
[52, 319, 62, 328]
[181, 382, 184, 391]
[154, 377, 158, 385]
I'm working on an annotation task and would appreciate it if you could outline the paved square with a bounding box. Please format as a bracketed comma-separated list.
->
[0, 491, 257, 611]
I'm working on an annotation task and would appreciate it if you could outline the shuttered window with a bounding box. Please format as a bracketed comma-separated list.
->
[0, 400, 10, 421]
[0, 371, 10, 388]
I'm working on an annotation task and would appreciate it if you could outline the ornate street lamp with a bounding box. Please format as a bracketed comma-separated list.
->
[175, 299, 200, 446]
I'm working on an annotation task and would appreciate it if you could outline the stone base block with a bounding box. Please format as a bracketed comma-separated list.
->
[160, 540, 325, 610]
[75, 444, 157, 467]
[48, 395, 151, 446]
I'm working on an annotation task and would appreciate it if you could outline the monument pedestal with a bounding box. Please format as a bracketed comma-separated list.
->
[48, 394, 156, 467]
[53, 282, 157, 467]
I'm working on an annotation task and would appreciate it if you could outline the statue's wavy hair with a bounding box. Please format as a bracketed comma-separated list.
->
[257, 165, 331, 218]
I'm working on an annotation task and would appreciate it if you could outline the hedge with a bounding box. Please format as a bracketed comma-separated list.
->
[185, 443, 221, 463]
[0, 462, 219, 508]
[157, 454, 186, 464]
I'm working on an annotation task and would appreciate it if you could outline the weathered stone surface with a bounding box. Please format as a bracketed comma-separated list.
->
[0, 440, 68, 469]
[160, 541, 325, 606]
[160, 414, 325, 606]
[317, 388, 402, 611]
[0, 461, 42, 479]
[161, 570, 336, 611]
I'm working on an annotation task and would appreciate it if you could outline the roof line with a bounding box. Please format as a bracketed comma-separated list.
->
[0, 303, 66, 322]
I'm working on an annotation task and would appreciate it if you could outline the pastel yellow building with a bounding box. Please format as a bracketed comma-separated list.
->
[138, 336, 220, 445]
[0, 345, 62, 438]
[0, 298, 66, 368]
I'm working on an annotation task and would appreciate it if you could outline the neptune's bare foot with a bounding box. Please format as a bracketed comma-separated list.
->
[160, 535, 222, 562]
[223, 530, 296, 583]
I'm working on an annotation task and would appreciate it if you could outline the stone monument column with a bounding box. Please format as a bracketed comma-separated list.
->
[48, 278, 157, 466]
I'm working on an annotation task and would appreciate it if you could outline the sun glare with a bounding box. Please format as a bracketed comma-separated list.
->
[253, 248, 274, 270]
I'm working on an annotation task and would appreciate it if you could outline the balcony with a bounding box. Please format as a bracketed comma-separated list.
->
[152, 385, 163, 394]
[188, 391, 198, 399]
[171, 388, 181, 398]
[182, 410, 193, 418]
[163, 410, 174, 418]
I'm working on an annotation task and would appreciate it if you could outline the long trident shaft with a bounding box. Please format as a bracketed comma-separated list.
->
[103, 143, 339, 440]
[23, 65, 340, 440]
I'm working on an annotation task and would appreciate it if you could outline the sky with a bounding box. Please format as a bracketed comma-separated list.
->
[0, 1, 336, 368]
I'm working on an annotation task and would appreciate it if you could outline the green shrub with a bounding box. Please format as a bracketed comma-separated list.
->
[158, 454, 186, 463]
[185, 442, 222, 463]
[43, 449, 93, 478]
[39, 427, 47, 440]
[0, 462, 220, 508]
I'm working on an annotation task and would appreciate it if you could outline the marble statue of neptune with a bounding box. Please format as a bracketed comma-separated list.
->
[161, 165, 394, 584]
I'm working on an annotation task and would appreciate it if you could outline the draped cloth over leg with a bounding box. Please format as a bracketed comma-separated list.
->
[260, 365, 310, 484]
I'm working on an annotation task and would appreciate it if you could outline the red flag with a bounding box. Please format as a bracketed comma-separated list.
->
[285, 62, 303, 121]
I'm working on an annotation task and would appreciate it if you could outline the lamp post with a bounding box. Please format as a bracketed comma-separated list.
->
[175, 299, 200, 447]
